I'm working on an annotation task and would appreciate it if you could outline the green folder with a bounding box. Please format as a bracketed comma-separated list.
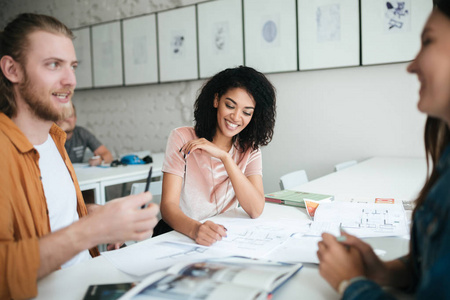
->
[265, 190, 334, 208]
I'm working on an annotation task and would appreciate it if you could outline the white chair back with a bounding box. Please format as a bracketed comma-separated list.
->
[279, 170, 309, 190]
[334, 160, 357, 172]
[127, 180, 162, 245]
[130, 180, 162, 198]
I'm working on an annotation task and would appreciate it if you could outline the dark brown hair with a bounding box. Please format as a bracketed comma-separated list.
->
[0, 13, 73, 117]
[412, 2, 450, 212]
[413, 117, 450, 212]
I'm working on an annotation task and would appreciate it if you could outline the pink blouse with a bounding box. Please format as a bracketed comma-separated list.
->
[162, 127, 262, 221]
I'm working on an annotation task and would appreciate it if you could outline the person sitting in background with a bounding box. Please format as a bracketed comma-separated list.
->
[156, 66, 277, 246]
[317, 2, 450, 299]
[0, 13, 159, 299]
[57, 103, 113, 166]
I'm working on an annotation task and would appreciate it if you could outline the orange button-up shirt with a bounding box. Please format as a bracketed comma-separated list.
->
[0, 113, 99, 300]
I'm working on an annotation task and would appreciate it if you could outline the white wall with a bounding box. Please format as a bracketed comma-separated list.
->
[1, 0, 426, 193]
[264, 64, 425, 192]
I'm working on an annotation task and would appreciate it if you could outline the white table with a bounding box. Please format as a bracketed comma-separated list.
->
[293, 156, 427, 202]
[74, 153, 164, 205]
[35, 156, 426, 300]
[36, 204, 342, 300]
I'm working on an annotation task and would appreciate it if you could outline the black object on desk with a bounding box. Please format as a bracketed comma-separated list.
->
[141, 166, 152, 209]
[82, 282, 136, 300]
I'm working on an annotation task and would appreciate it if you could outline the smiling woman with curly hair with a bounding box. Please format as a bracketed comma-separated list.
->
[155, 66, 277, 245]
[193, 66, 276, 152]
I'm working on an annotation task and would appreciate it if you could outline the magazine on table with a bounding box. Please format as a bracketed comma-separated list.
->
[118, 256, 303, 300]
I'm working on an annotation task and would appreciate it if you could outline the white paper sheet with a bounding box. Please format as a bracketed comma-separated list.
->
[101, 240, 228, 277]
[209, 218, 312, 258]
[265, 234, 321, 264]
[308, 202, 409, 238]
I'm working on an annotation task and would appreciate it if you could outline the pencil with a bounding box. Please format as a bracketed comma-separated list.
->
[144, 166, 153, 193]
[141, 166, 152, 209]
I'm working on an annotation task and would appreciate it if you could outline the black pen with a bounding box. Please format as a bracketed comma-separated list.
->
[141, 166, 152, 208]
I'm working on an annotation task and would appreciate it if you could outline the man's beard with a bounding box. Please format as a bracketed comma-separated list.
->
[19, 70, 74, 122]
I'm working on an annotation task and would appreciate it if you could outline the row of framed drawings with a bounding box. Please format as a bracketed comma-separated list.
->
[73, 0, 433, 89]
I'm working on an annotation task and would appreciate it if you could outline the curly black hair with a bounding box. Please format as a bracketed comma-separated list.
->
[194, 66, 276, 152]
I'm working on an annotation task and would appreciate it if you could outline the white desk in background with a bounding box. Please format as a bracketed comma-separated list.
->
[293, 156, 427, 202]
[74, 152, 164, 205]
[35, 156, 425, 300]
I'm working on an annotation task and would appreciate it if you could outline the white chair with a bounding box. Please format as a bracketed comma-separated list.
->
[279, 170, 309, 190]
[130, 180, 163, 200]
[334, 160, 357, 172]
[127, 178, 163, 245]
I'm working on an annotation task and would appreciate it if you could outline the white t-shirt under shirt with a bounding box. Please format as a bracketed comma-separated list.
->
[34, 134, 91, 268]
[162, 127, 263, 221]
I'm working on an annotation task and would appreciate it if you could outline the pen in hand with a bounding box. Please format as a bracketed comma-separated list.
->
[141, 166, 152, 209]
[337, 224, 350, 249]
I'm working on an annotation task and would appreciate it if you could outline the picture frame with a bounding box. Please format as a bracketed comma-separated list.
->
[361, 0, 433, 65]
[243, 0, 298, 73]
[197, 0, 244, 79]
[91, 21, 123, 87]
[298, 0, 360, 70]
[72, 27, 93, 89]
[122, 14, 159, 85]
[157, 6, 198, 82]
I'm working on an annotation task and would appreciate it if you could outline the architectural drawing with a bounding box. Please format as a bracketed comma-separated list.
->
[210, 219, 301, 257]
[308, 202, 409, 238]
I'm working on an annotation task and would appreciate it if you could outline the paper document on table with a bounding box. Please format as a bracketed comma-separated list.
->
[102, 240, 228, 277]
[307, 202, 409, 238]
[206, 218, 311, 258]
[265, 234, 321, 264]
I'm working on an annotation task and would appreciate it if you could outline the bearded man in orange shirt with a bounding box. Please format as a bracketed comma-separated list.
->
[0, 13, 159, 299]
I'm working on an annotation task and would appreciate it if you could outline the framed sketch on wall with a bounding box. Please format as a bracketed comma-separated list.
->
[91, 21, 123, 87]
[72, 27, 92, 89]
[123, 14, 159, 85]
[157, 6, 198, 82]
[361, 0, 433, 65]
[298, 0, 360, 70]
[244, 0, 297, 73]
[198, 0, 244, 79]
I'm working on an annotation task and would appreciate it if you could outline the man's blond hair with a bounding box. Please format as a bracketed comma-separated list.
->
[0, 13, 74, 117]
